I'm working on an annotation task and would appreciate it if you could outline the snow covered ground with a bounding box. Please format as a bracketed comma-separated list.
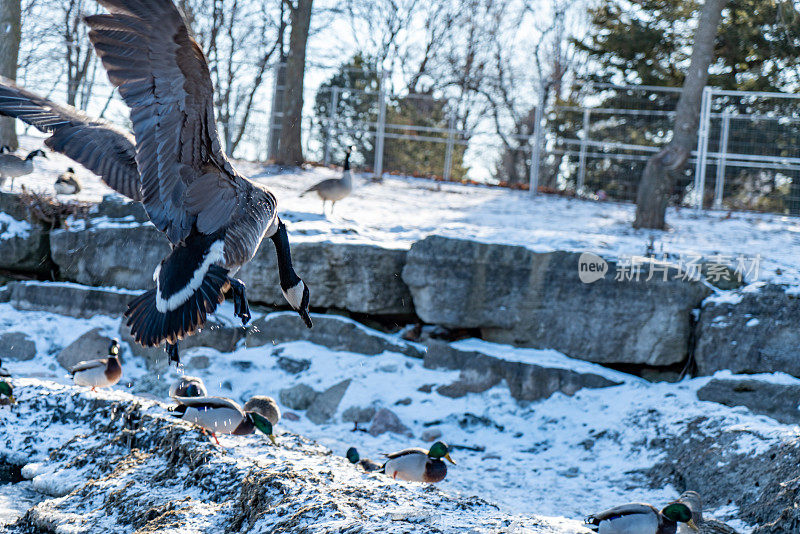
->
[2, 302, 797, 531]
[8, 134, 800, 288]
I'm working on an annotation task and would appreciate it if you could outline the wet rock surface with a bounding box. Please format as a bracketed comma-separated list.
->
[0, 332, 37, 361]
[697, 378, 800, 425]
[403, 236, 710, 366]
[0, 380, 564, 533]
[6, 281, 133, 319]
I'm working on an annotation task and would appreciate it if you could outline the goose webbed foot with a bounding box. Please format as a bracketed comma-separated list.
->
[228, 277, 251, 325]
[166, 341, 180, 366]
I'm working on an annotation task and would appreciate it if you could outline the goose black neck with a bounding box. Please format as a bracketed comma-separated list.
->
[270, 219, 301, 291]
[344, 151, 351, 171]
[26, 151, 37, 160]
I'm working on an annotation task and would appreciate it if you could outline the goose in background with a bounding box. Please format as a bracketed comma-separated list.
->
[300, 146, 354, 214]
[0, 0, 312, 368]
[382, 441, 456, 483]
[172, 396, 277, 445]
[0, 148, 47, 190]
[169, 376, 207, 399]
[69, 339, 123, 391]
[54, 167, 82, 195]
[585, 502, 698, 533]
[674, 492, 739, 534]
[346, 447, 382, 472]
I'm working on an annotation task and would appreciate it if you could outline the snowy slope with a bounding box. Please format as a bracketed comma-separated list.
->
[2, 303, 797, 531]
[8, 134, 800, 288]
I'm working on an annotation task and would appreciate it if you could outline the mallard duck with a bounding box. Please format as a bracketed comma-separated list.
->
[346, 447, 382, 472]
[54, 167, 82, 195]
[169, 376, 207, 398]
[69, 339, 122, 391]
[300, 146, 353, 214]
[0, 381, 14, 404]
[243, 396, 281, 426]
[0, 148, 47, 190]
[172, 396, 276, 445]
[674, 492, 740, 534]
[382, 441, 456, 483]
[585, 502, 698, 533]
[0, 357, 10, 377]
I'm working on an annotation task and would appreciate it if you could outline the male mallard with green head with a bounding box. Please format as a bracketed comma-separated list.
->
[169, 376, 207, 399]
[382, 441, 456, 482]
[172, 396, 277, 446]
[585, 502, 699, 533]
[674, 491, 739, 534]
[0, 381, 14, 405]
[69, 339, 122, 391]
[345, 447, 382, 472]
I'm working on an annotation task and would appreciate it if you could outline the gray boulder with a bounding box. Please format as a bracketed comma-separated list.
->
[695, 285, 800, 377]
[368, 408, 413, 437]
[238, 241, 413, 315]
[57, 328, 115, 370]
[306, 379, 350, 424]
[7, 281, 132, 319]
[403, 236, 710, 366]
[92, 195, 149, 222]
[341, 405, 377, 425]
[50, 224, 169, 290]
[279, 384, 318, 411]
[0, 193, 51, 273]
[424, 341, 620, 402]
[0, 332, 37, 361]
[697, 378, 800, 425]
[246, 312, 423, 358]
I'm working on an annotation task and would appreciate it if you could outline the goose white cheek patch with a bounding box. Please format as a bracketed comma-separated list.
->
[282, 281, 305, 310]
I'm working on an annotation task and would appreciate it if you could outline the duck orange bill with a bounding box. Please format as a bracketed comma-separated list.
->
[686, 519, 699, 532]
[444, 453, 456, 464]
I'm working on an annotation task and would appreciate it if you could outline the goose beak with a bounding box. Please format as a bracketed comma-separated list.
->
[686, 520, 699, 532]
[298, 308, 313, 329]
[268, 434, 277, 446]
[444, 453, 456, 464]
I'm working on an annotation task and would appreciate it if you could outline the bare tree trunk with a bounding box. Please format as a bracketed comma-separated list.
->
[0, 0, 21, 150]
[633, 0, 726, 229]
[276, 0, 312, 166]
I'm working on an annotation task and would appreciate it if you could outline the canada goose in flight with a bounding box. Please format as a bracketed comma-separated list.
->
[0, 148, 47, 190]
[301, 146, 353, 214]
[0, 0, 312, 366]
[54, 167, 82, 195]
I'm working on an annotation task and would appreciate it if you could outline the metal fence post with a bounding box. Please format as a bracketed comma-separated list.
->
[713, 112, 730, 209]
[577, 108, 591, 192]
[693, 86, 713, 209]
[323, 86, 339, 165]
[529, 90, 545, 195]
[443, 108, 456, 181]
[373, 71, 387, 179]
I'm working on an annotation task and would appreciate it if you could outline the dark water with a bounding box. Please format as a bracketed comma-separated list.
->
[0, 463, 42, 527]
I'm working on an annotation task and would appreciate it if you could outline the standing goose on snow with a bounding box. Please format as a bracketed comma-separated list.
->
[54, 167, 82, 195]
[169, 375, 207, 399]
[69, 339, 123, 391]
[346, 447, 382, 472]
[0, 148, 47, 190]
[0, 0, 312, 367]
[172, 396, 276, 445]
[585, 502, 699, 533]
[674, 492, 739, 534]
[300, 146, 354, 214]
[381, 441, 456, 483]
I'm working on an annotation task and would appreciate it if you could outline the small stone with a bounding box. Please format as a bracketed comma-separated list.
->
[394, 397, 412, 406]
[282, 412, 300, 422]
[0, 332, 36, 361]
[421, 429, 442, 442]
[279, 384, 318, 411]
[277, 356, 311, 374]
[417, 384, 435, 393]
[221, 381, 233, 391]
[368, 408, 413, 437]
[187, 355, 210, 370]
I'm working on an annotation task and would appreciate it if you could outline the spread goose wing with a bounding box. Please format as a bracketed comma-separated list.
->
[68, 358, 108, 375]
[86, 0, 247, 245]
[0, 77, 141, 201]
